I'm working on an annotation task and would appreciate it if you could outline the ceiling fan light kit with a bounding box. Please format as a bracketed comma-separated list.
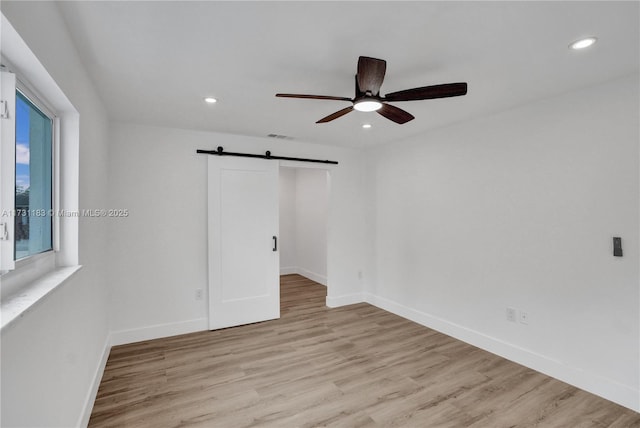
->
[353, 99, 383, 112]
[276, 56, 468, 125]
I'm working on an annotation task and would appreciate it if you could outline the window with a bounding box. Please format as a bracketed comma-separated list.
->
[1, 71, 57, 272]
[14, 90, 53, 260]
[0, 12, 80, 327]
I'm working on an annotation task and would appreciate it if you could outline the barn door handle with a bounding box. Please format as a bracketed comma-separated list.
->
[272, 236, 278, 252]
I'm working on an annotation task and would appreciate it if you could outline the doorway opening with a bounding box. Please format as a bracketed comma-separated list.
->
[278, 166, 330, 307]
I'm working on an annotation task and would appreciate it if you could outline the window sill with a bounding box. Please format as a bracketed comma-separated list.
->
[1, 265, 82, 331]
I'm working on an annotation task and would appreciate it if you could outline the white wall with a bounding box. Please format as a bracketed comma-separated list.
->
[0, 2, 111, 426]
[365, 74, 640, 411]
[279, 168, 297, 273]
[279, 168, 329, 284]
[108, 123, 366, 343]
[294, 168, 328, 285]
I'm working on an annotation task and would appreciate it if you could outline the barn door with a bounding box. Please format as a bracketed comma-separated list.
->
[207, 157, 279, 329]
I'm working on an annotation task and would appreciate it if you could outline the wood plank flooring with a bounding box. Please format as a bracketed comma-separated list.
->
[89, 274, 640, 427]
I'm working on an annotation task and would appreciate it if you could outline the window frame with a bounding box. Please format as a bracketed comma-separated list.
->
[1, 68, 16, 272]
[14, 80, 59, 262]
[0, 63, 61, 288]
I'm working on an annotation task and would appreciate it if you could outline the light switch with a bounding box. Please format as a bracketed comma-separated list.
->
[613, 237, 623, 257]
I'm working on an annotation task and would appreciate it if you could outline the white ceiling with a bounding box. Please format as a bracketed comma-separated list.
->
[56, 1, 639, 148]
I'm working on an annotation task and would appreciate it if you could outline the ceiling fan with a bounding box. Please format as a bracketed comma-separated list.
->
[276, 56, 467, 124]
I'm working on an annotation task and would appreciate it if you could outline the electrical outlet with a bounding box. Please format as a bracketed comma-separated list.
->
[506, 307, 516, 322]
[519, 311, 529, 325]
[195, 289, 203, 301]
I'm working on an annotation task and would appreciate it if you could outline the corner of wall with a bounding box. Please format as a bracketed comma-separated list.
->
[364, 287, 639, 412]
[78, 334, 112, 427]
[326, 292, 365, 308]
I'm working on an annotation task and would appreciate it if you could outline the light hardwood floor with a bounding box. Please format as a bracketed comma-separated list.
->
[89, 275, 640, 427]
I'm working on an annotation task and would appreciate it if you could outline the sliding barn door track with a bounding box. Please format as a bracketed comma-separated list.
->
[197, 146, 338, 165]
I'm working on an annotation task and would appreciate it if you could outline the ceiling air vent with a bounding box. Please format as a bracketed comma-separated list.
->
[267, 133, 294, 140]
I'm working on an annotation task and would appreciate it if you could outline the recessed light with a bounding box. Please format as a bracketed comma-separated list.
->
[362, 124, 372, 129]
[204, 97, 218, 104]
[569, 37, 597, 50]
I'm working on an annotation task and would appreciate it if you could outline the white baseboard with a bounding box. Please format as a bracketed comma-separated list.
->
[78, 335, 111, 427]
[280, 266, 297, 275]
[110, 317, 208, 346]
[326, 292, 364, 308]
[296, 267, 327, 286]
[364, 292, 639, 413]
[280, 267, 327, 286]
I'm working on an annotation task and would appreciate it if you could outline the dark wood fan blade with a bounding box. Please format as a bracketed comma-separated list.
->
[384, 82, 467, 102]
[377, 103, 414, 124]
[357, 56, 386, 96]
[316, 106, 354, 123]
[276, 93, 353, 102]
